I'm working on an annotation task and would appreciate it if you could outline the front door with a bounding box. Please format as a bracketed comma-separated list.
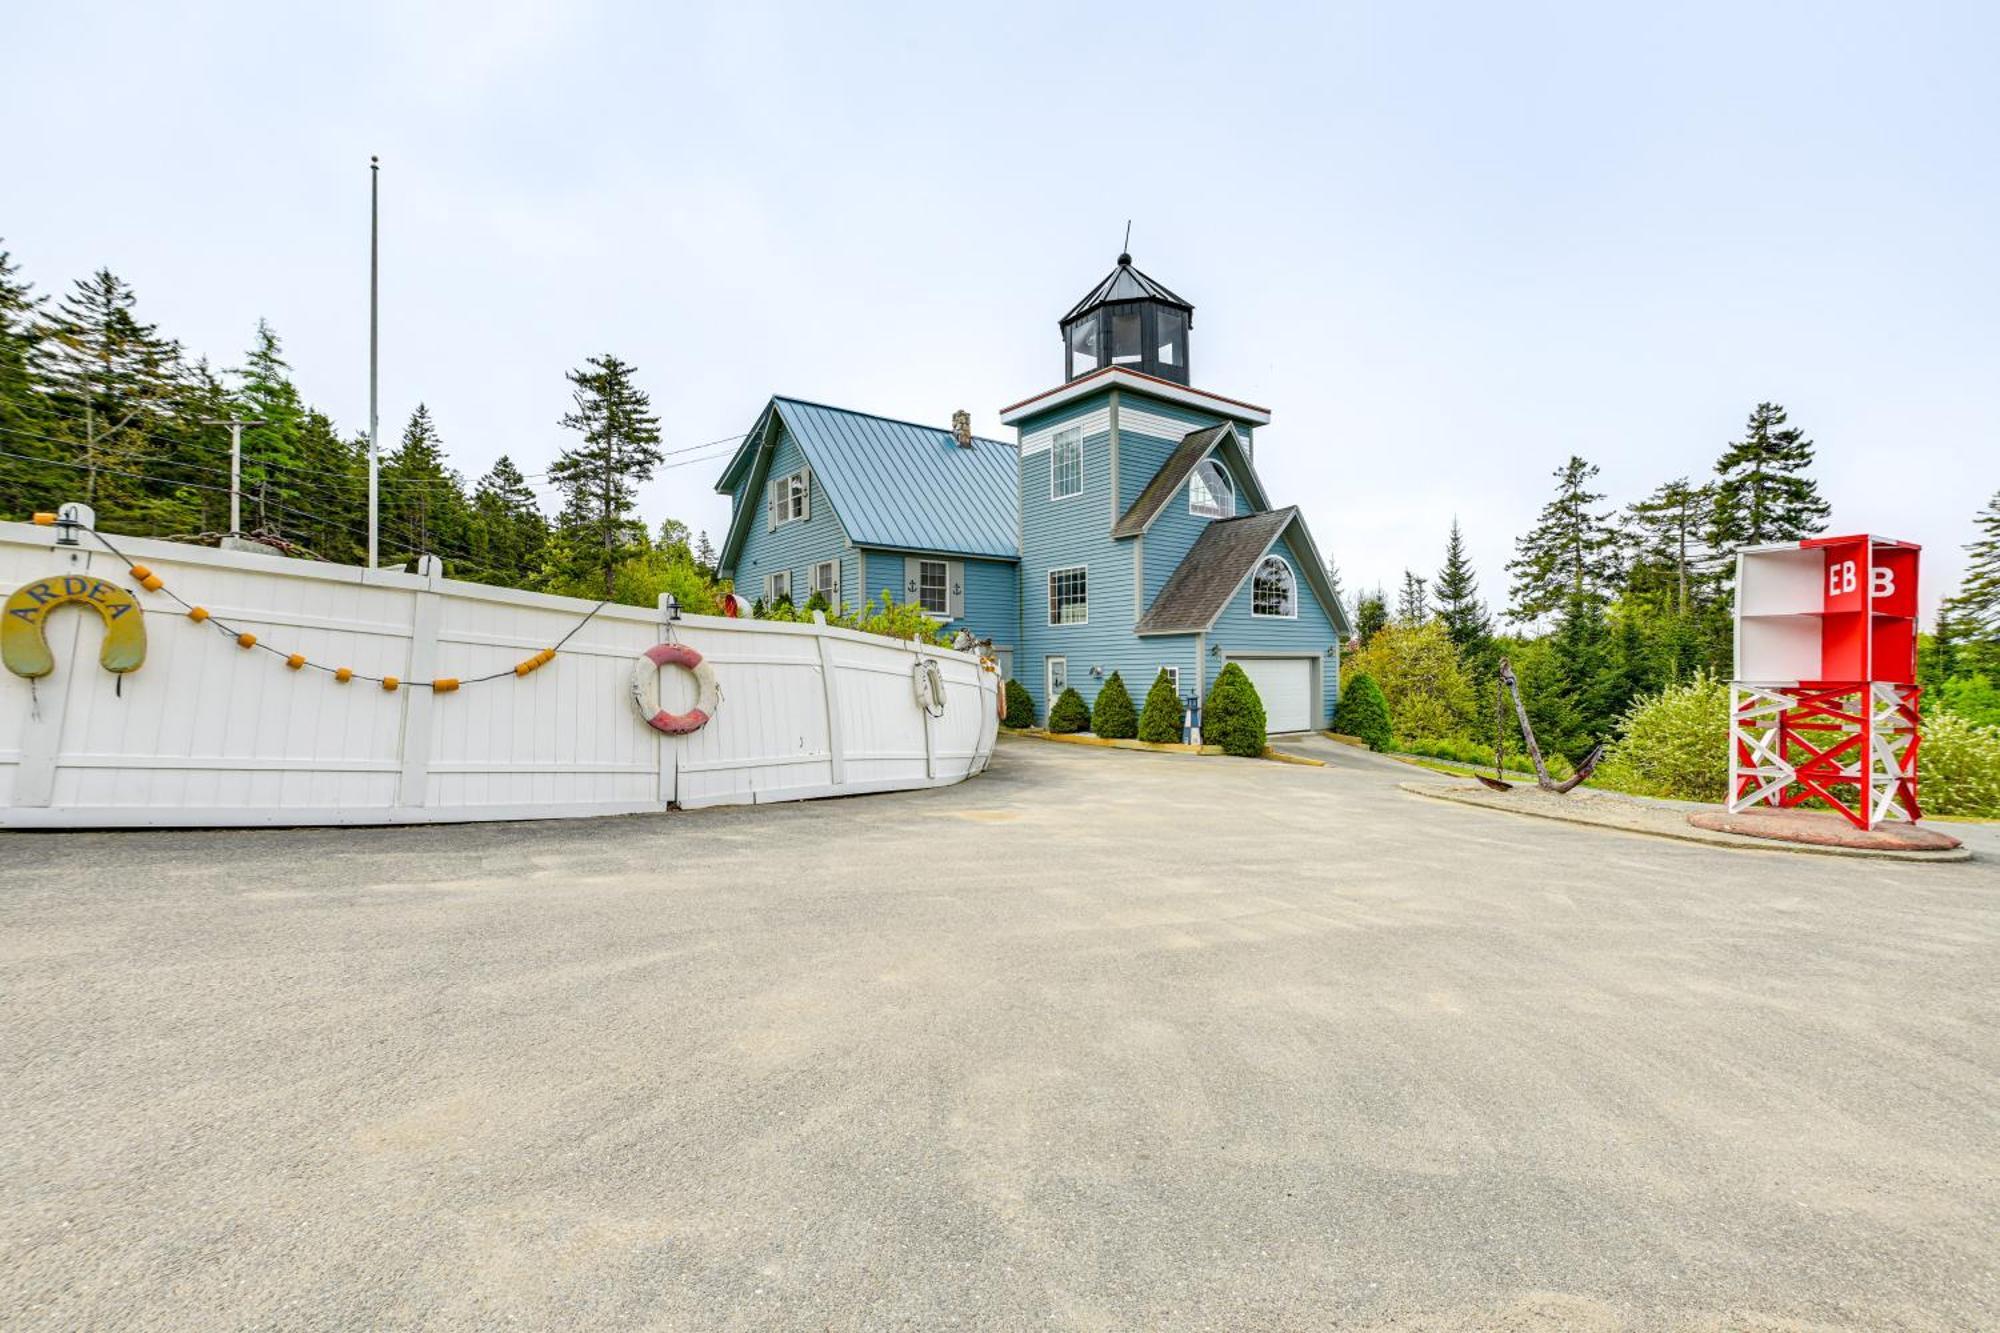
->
[1045, 656, 1067, 716]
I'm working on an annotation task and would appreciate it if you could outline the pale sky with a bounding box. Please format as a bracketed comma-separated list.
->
[6, 1, 1994, 621]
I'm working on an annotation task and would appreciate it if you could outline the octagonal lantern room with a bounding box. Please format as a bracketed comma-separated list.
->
[1059, 253, 1193, 385]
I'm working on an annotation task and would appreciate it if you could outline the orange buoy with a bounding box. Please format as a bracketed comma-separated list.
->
[237, 632, 257, 649]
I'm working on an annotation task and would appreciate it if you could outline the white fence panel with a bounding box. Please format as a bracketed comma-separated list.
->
[0, 519, 998, 828]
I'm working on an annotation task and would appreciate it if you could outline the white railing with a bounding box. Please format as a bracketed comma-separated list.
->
[0, 517, 997, 828]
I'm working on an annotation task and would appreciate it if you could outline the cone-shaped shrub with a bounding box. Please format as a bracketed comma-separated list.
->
[1091, 671, 1138, 739]
[1334, 672, 1393, 751]
[1138, 669, 1183, 744]
[1203, 662, 1266, 757]
[1003, 677, 1036, 729]
[1048, 686, 1091, 734]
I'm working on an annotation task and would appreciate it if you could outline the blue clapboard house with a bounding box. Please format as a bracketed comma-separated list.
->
[714, 253, 1350, 733]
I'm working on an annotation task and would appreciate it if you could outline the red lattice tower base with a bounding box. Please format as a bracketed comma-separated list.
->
[1728, 682, 1922, 831]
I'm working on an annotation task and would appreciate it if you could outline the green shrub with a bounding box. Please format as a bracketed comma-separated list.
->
[1939, 674, 2000, 730]
[1091, 671, 1138, 739]
[1400, 733, 1571, 779]
[1138, 670, 1184, 743]
[1921, 710, 2000, 817]
[1204, 661, 1267, 757]
[1048, 687, 1090, 734]
[1333, 673, 1393, 751]
[1341, 622, 1476, 743]
[1593, 671, 1730, 801]
[1003, 677, 1036, 729]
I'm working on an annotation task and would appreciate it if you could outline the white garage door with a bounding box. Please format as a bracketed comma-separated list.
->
[1228, 656, 1314, 733]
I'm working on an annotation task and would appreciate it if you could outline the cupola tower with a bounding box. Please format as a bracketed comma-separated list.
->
[1058, 253, 1193, 385]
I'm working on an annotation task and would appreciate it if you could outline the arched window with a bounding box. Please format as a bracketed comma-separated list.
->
[1252, 556, 1296, 618]
[1189, 460, 1232, 518]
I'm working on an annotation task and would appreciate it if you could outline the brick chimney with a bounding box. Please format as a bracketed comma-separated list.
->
[951, 410, 973, 448]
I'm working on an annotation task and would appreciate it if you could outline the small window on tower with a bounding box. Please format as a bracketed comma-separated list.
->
[1111, 309, 1142, 365]
[1067, 319, 1099, 379]
[1155, 308, 1185, 367]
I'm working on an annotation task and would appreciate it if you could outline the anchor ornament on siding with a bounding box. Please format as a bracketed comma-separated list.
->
[4, 574, 147, 679]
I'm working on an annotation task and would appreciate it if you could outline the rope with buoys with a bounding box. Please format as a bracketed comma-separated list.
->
[632, 640, 720, 734]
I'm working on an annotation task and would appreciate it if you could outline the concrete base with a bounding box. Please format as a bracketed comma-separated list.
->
[1689, 807, 1963, 852]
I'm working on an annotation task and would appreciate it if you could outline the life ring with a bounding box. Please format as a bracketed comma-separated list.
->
[632, 641, 719, 734]
[4, 574, 147, 679]
[913, 657, 946, 717]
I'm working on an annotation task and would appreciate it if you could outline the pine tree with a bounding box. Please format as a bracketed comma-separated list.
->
[695, 530, 718, 575]
[380, 404, 469, 567]
[1397, 571, 1429, 625]
[469, 454, 549, 585]
[1623, 477, 1712, 616]
[1433, 518, 1491, 659]
[1943, 490, 2000, 675]
[38, 268, 185, 516]
[1507, 455, 1621, 624]
[1091, 671, 1138, 739]
[1324, 556, 1345, 614]
[1138, 669, 1183, 743]
[549, 354, 665, 597]
[1354, 588, 1388, 646]
[291, 408, 365, 562]
[1709, 402, 1830, 553]
[231, 320, 308, 531]
[0, 242, 54, 509]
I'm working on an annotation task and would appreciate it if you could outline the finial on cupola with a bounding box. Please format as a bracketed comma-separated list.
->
[1058, 226, 1194, 385]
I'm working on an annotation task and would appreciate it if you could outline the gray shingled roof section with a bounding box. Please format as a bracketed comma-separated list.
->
[1111, 424, 1232, 538]
[1135, 508, 1298, 634]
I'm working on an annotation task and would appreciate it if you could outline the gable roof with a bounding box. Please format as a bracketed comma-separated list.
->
[1112, 423, 1268, 538]
[715, 397, 1019, 567]
[1135, 506, 1352, 637]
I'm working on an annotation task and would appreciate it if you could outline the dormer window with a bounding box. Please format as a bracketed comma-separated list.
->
[1189, 460, 1232, 518]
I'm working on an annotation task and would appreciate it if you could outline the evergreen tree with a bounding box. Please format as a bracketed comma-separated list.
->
[231, 320, 308, 531]
[1003, 677, 1036, 729]
[1709, 402, 1830, 552]
[1354, 588, 1388, 646]
[380, 404, 469, 567]
[1943, 490, 2000, 675]
[290, 409, 366, 562]
[1203, 662, 1267, 757]
[1623, 477, 1712, 616]
[1091, 671, 1138, 739]
[1397, 570, 1429, 625]
[1333, 672, 1393, 751]
[1433, 518, 1491, 659]
[1047, 686, 1090, 734]
[0, 242, 53, 506]
[38, 268, 185, 516]
[549, 354, 665, 596]
[1507, 455, 1621, 624]
[695, 530, 718, 575]
[1324, 556, 1346, 614]
[1138, 669, 1183, 743]
[469, 454, 549, 585]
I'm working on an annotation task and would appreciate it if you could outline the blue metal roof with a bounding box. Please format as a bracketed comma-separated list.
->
[749, 397, 1020, 560]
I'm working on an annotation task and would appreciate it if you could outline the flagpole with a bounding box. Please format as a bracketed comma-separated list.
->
[367, 154, 380, 568]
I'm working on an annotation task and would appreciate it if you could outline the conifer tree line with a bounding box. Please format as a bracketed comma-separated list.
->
[0, 242, 723, 607]
[1338, 404, 2000, 760]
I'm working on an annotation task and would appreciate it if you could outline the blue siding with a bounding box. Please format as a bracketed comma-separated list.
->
[1140, 455, 1244, 610]
[726, 423, 855, 608]
[1206, 530, 1343, 726]
[858, 549, 1019, 650]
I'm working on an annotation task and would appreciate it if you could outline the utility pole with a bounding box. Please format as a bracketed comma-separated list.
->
[367, 154, 381, 568]
[200, 417, 264, 534]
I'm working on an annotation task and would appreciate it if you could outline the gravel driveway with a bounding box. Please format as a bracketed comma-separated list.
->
[3, 735, 1995, 1330]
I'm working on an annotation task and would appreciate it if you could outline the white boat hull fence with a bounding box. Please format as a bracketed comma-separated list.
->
[0, 519, 999, 828]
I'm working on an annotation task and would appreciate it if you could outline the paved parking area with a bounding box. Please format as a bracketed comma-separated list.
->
[3, 736, 1995, 1331]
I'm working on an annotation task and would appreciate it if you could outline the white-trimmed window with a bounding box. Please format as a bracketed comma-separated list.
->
[1189, 460, 1232, 518]
[812, 558, 840, 608]
[1159, 666, 1180, 695]
[767, 468, 810, 528]
[1048, 565, 1087, 625]
[916, 559, 949, 617]
[763, 569, 792, 605]
[1251, 556, 1296, 618]
[1051, 427, 1082, 500]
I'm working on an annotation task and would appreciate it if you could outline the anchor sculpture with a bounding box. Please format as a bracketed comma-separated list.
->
[1477, 658, 1603, 794]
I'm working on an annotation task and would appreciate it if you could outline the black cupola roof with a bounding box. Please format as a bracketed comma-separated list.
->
[1058, 254, 1195, 385]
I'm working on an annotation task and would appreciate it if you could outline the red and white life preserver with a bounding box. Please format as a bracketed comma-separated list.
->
[632, 641, 719, 734]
